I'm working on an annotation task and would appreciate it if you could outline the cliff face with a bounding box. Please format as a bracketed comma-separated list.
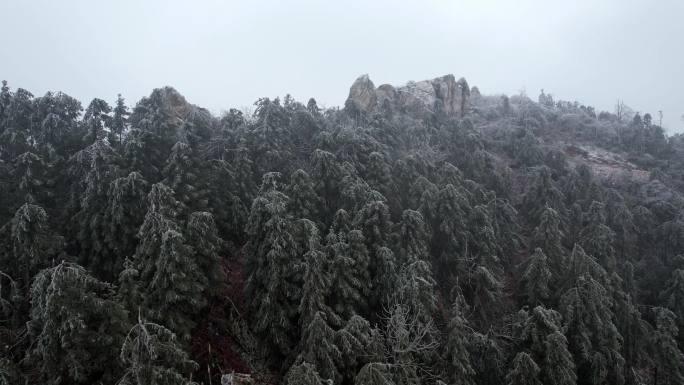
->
[345, 73, 470, 116]
[346, 74, 377, 112]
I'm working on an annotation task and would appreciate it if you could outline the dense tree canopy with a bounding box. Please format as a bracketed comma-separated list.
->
[0, 79, 682, 385]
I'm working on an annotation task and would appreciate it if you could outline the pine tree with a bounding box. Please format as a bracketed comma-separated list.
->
[70, 140, 120, 276]
[651, 307, 684, 385]
[117, 258, 142, 317]
[10, 151, 49, 206]
[121, 128, 159, 181]
[179, 104, 214, 147]
[632, 205, 655, 256]
[103, 172, 149, 278]
[285, 362, 324, 385]
[0, 86, 32, 160]
[443, 295, 476, 385]
[397, 209, 430, 266]
[373, 246, 398, 311]
[125, 87, 189, 181]
[7, 203, 62, 290]
[606, 198, 636, 260]
[512, 306, 576, 385]
[660, 269, 684, 345]
[184, 211, 224, 297]
[0, 267, 20, 329]
[31, 91, 82, 160]
[522, 166, 566, 224]
[204, 157, 248, 244]
[26, 261, 127, 385]
[365, 152, 395, 205]
[579, 201, 616, 271]
[307, 98, 320, 115]
[463, 179, 488, 207]
[410, 177, 437, 213]
[543, 331, 577, 385]
[145, 229, 207, 341]
[520, 248, 552, 306]
[355, 363, 394, 385]
[0, 80, 10, 124]
[298, 221, 337, 327]
[298, 311, 342, 383]
[658, 218, 684, 263]
[162, 141, 207, 212]
[311, 149, 343, 216]
[231, 146, 258, 205]
[532, 205, 566, 274]
[511, 127, 544, 167]
[560, 275, 624, 385]
[515, 306, 563, 357]
[327, 228, 370, 319]
[506, 352, 542, 385]
[8, 69, 684, 385]
[469, 205, 501, 268]
[341, 169, 376, 213]
[566, 203, 584, 248]
[336, 315, 381, 382]
[354, 199, 395, 309]
[327, 209, 352, 242]
[354, 199, 392, 250]
[244, 182, 299, 357]
[65, 142, 95, 215]
[470, 331, 505, 385]
[612, 275, 650, 374]
[562, 164, 595, 207]
[564, 244, 608, 289]
[432, 184, 471, 284]
[393, 156, 430, 209]
[83, 98, 112, 143]
[123, 183, 206, 340]
[287, 169, 322, 221]
[109, 93, 130, 147]
[249, 97, 294, 174]
[469, 265, 503, 324]
[489, 197, 524, 262]
[0, 357, 22, 385]
[132, 183, 183, 287]
[119, 315, 198, 385]
[438, 162, 464, 187]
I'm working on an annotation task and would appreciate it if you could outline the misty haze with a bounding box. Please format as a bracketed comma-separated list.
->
[1, 1, 684, 385]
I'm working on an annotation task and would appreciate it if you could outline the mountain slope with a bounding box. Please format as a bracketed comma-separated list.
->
[1, 75, 684, 385]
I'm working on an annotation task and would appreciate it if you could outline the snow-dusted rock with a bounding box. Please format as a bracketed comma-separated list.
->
[345, 73, 469, 116]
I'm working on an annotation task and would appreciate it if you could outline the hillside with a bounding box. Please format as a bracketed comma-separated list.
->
[1, 75, 684, 385]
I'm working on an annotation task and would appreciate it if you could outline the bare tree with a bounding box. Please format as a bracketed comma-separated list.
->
[378, 302, 440, 382]
[383, 305, 438, 358]
[658, 110, 663, 127]
[616, 99, 625, 122]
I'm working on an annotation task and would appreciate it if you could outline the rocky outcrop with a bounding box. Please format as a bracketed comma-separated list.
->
[345, 74, 470, 117]
[133, 86, 215, 141]
[346, 74, 377, 112]
[375, 84, 397, 109]
[563, 143, 650, 183]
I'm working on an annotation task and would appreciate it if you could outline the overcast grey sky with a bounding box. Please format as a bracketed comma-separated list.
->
[1, 0, 682, 132]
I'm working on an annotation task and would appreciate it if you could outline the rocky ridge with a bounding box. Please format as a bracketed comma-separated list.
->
[345, 73, 470, 117]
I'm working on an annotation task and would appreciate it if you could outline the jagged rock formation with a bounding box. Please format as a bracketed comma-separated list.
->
[135, 86, 215, 140]
[346, 74, 378, 112]
[148, 86, 213, 123]
[345, 73, 470, 117]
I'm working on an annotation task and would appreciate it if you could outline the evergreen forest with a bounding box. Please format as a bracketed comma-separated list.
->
[1, 75, 684, 385]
